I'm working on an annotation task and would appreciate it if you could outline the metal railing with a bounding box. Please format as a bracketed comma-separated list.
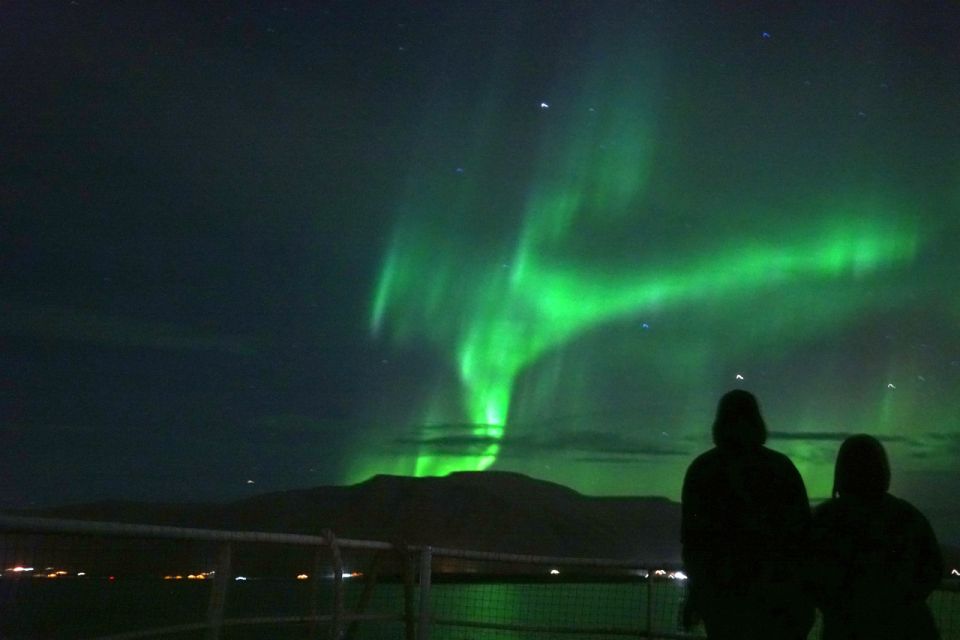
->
[1, 513, 957, 640]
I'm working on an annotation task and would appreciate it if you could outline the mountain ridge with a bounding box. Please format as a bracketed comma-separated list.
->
[15, 471, 959, 571]
[21, 471, 683, 562]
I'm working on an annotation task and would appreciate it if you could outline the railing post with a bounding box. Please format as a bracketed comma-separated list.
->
[345, 550, 383, 640]
[324, 529, 345, 640]
[417, 546, 432, 640]
[645, 569, 652, 638]
[399, 542, 416, 640]
[309, 545, 325, 639]
[206, 541, 232, 640]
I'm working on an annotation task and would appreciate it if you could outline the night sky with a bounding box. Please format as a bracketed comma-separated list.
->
[2, 2, 959, 544]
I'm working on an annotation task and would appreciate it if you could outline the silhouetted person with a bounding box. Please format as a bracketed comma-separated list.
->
[681, 390, 813, 639]
[810, 434, 942, 639]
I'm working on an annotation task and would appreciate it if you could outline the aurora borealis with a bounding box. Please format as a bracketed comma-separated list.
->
[373, 193, 920, 479]
[353, 2, 959, 511]
[2, 2, 959, 543]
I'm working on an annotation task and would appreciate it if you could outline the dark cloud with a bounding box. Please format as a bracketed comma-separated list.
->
[766, 431, 959, 473]
[573, 453, 686, 464]
[392, 423, 501, 456]
[393, 424, 689, 458]
[511, 430, 689, 457]
[0, 302, 256, 355]
[923, 432, 960, 450]
[770, 431, 851, 441]
[896, 432, 960, 462]
[770, 431, 909, 443]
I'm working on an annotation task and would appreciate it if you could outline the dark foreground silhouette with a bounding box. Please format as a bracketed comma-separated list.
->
[810, 434, 942, 640]
[681, 390, 813, 639]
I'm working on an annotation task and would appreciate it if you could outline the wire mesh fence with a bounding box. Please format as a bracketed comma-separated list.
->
[0, 519, 406, 639]
[0, 530, 219, 638]
[932, 585, 960, 640]
[1, 514, 957, 640]
[423, 551, 685, 639]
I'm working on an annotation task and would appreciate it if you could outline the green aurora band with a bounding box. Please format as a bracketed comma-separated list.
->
[360, 32, 924, 489]
[370, 195, 919, 479]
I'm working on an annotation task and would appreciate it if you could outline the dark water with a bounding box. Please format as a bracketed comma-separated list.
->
[1, 578, 958, 639]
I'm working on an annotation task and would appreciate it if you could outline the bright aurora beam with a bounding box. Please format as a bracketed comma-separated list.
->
[369, 91, 922, 479]
[371, 205, 918, 477]
[358, 23, 927, 491]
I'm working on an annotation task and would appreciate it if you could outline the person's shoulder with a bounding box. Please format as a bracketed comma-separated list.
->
[684, 448, 721, 476]
[690, 447, 722, 465]
[812, 498, 840, 519]
[884, 494, 929, 523]
[759, 446, 795, 464]
[811, 498, 848, 531]
[759, 446, 802, 474]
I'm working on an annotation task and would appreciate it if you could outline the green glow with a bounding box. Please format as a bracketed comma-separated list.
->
[355, 31, 924, 485]
[369, 201, 918, 478]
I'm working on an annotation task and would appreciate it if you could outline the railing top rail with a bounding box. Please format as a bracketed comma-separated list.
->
[0, 513, 388, 550]
[0, 513, 672, 569]
[424, 545, 656, 569]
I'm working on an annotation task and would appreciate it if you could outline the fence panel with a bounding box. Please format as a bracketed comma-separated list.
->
[1, 515, 957, 640]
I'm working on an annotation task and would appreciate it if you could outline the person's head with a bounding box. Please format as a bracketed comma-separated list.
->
[832, 434, 890, 499]
[712, 389, 767, 450]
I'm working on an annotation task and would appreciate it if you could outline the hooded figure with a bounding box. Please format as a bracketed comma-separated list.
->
[681, 390, 813, 639]
[810, 434, 943, 639]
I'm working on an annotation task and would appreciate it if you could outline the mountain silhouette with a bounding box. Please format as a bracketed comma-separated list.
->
[25, 471, 683, 563]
